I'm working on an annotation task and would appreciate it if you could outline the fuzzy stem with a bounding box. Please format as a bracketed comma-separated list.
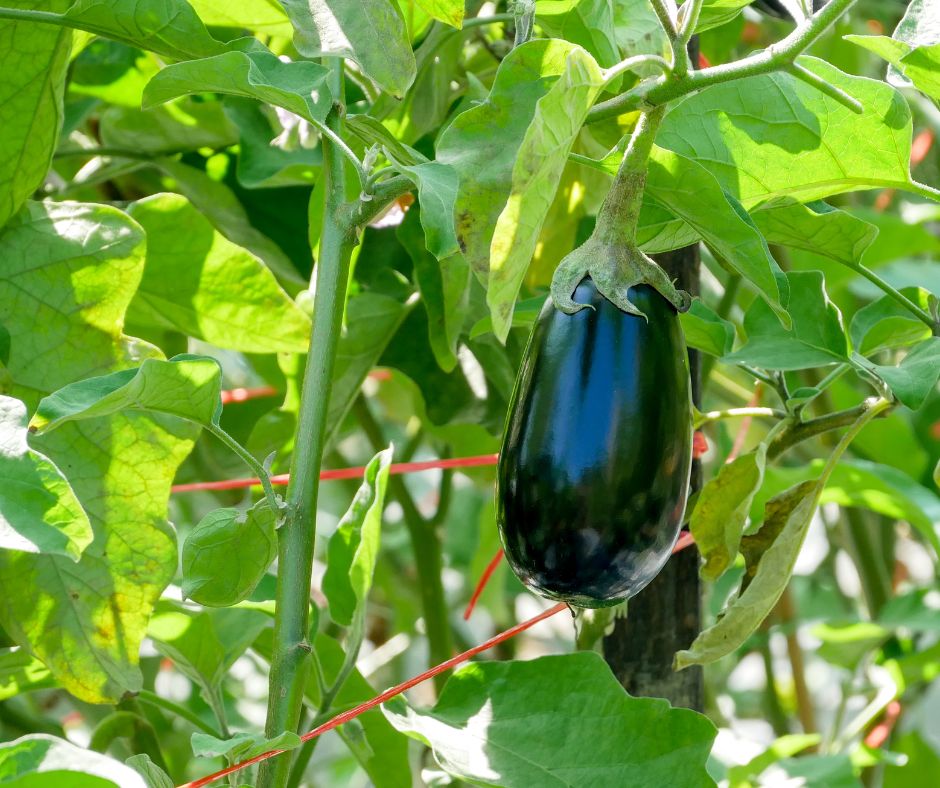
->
[591, 105, 667, 247]
[259, 62, 355, 788]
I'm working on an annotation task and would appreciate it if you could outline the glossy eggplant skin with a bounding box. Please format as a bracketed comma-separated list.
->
[496, 279, 692, 608]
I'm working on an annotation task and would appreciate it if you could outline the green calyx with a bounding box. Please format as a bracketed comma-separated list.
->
[550, 105, 690, 319]
[550, 237, 691, 317]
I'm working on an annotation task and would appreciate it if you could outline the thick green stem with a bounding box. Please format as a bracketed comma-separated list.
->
[591, 106, 667, 247]
[259, 62, 355, 788]
[767, 400, 892, 461]
[353, 398, 453, 688]
[588, 0, 860, 122]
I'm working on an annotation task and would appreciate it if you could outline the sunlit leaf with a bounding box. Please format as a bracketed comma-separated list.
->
[0, 734, 147, 787]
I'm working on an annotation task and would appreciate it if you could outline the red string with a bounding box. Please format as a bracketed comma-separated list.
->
[177, 602, 568, 788]
[219, 386, 279, 405]
[862, 699, 902, 749]
[463, 548, 505, 620]
[171, 454, 499, 493]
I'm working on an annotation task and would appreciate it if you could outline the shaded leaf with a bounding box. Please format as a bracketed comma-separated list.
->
[679, 300, 735, 358]
[31, 355, 223, 434]
[0, 649, 54, 701]
[0, 396, 92, 560]
[536, 0, 620, 67]
[323, 448, 394, 627]
[99, 99, 239, 154]
[812, 622, 890, 670]
[126, 754, 173, 788]
[191, 730, 300, 760]
[182, 501, 277, 607]
[862, 339, 940, 410]
[727, 271, 848, 370]
[691, 445, 767, 581]
[384, 653, 716, 787]
[850, 288, 933, 355]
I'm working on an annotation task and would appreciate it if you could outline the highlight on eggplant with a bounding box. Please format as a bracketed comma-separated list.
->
[496, 277, 693, 608]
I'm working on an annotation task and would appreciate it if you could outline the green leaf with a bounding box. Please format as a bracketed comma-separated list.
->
[152, 158, 305, 292]
[811, 622, 890, 670]
[99, 99, 239, 154]
[438, 39, 578, 286]
[223, 98, 321, 189]
[752, 200, 879, 268]
[31, 355, 223, 434]
[188, 0, 294, 38]
[726, 271, 848, 370]
[488, 46, 606, 340]
[612, 0, 670, 67]
[127, 193, 311, 351]
[469, 295, 545, 339]
[858, 338, 940, 410]
[646, 147, 789, 320]
[191, 730, 301, 760]
[280, 0, 416, 96]
[691, 445, 767, 581]
[322, 447, 394, 627]
[0, 734, 147, 787]
[0, 649, 54, 701]
[387, 157, 461, 261]
[885, 732, 940, 788]
[414, 0, 463, 27]
[143, 50, 333, 127]
[727, 734, 821, 788]
[880, 589, 940, 633]
[182, 501, 277, 607]
[0, 0, 70, 228]
[63, 0, 227, 60]
[125, 754, 173, 788]
[850, 288, 933, 355]
[676, 479, 824, 668]
[696, 1, 752, 32]
[148, 604, 270, 693]
[0, 201, 195, 704]
[398, 206, 469, 372]
[679, 300, 735, 357]
[383, 653, 716, 787]
[846, 36, 940, 102]
[536, 0, 620, 68]
[0, 396, 92, 560]
[659, 57, 925, 207]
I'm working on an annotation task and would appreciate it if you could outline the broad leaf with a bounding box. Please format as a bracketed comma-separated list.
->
[0, 0, 70, 228]
[182, 501, 278, 607]
[691, 445, 767, 581]
[437, 40, 579, 285]
[752, 200, 879, 268]
[696, 0, 752, 32]
[679, 300, 736, 358]
[127, 194, 311, 352]
[281, 0, 415, 96]
[188, 0, 294, 37]
[536, 0, 620, 67]
[659, 57, 927, 207]
[384, 653, 716, 787]
[0, 649, 54, 701]
[0, 396, 92, 559]
[99, 99, 239, 154]
[857, 338, 940, 410]
[0, 201, 195, 703]
[31, 355, 223, 433]
[148, 604, 270, 693]
[812, 622, 890, 670]
[0, 734, 147, 787]
[847, 36, 940, 102]
[191, 730, 301, 760]
[850, 288, 934, 355]
[387, 157, 461, 261]
[143, 50, 333, 127]
[726, 271, 848, 370]
[414, 0, 463, 27]
[676, 479, 824, 668]
[63, 0, 227, 60]
[488, 46, 606, 340]
[398, 207, 469, 372]
[322, 447, 394, 627]
[153, 158, 305, 291]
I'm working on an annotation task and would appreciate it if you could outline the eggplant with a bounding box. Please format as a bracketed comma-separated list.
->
[496, 278, 693, 608]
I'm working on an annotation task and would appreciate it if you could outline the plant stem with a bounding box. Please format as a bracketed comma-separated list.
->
[841, 508, 891, 617]
[757, 625, 791, 737]
[649, 0, 678, 39]
[695, 406, 786, 427]
[53, 146, 162, 160]
[203, 422, 280, 518]
[353, 398, 453, 689]
[259, 61, 355, 788]
[592, 105, 667, 247]
[673, 0, 704, 77]
[767, 400, 891, 461]
[137, 690, 221, 737]
[774, 588, 817, 737]
[847, 262, 936, 331]
[787, 62, 863, 113]
[588, 0, 860, 121]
